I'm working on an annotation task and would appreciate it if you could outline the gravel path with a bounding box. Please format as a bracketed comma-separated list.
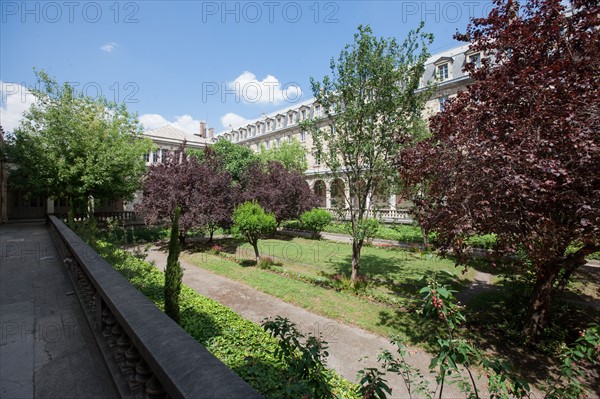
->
[142, 246, 490, 398]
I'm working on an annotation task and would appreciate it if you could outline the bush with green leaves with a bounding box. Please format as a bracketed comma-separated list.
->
[300, 208, 333, 238]
[258, 256, 275, 269]
[232, 201, 277, 261]
[263, 316, 333, 399]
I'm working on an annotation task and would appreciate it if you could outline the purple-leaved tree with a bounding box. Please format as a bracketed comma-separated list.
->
[242, 161, 318, 225]
[399, 0, 600, 339]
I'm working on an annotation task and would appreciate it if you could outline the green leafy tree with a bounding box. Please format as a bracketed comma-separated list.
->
[300, 24, 433, 282]
[5, 70, 151, 221]
[210, 138, 259, 183]
[258, 138, 308, 173]
[232, 201, 276, 262]
[299, 208, 333, 239]
[165, 206, 183, 323]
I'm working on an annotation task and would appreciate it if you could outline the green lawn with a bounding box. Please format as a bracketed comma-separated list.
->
[182, 250, 444, 349]
[211, 235, 474, 300]
[183, 235, 477, 348]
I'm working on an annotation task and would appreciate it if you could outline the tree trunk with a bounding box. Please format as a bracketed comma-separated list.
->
[179, 231, 186, 248]
[420, 225, 429, 246]
[252, 241, 260, 263]
[209, 229, 214, 243]
[524, 246, 597, 339]
[351, 238, 363, 281]
[523, 264, 561, 340]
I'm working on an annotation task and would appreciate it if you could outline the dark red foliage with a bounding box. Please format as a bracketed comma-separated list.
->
[241, 161, 319, 224]
[137, 145, 237, 240]
[399, 0, 599, 337]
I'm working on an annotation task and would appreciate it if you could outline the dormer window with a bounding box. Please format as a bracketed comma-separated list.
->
[468, 52, 481, 68]
[301, 109, 307, 120]
[437, 63, 449, 80]
[288, 113, 295, 124]
[433, 56, 453, 81]
[314, 105, 322, 117]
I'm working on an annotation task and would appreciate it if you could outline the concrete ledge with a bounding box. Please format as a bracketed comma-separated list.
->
[47, 216, 262, 399]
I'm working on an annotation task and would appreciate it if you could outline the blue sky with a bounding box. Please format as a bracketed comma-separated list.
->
[1, 0, 494, 135]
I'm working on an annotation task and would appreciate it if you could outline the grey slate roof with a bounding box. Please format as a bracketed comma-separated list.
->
[144, 125, 209, 147]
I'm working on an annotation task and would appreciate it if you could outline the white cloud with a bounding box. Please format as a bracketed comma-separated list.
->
[139, 113, 202, 135]
[220, 112, 246, 129]
[0, 82, 37, 134]
[227, 71, 302, 104]
[100, 42, 118, 52]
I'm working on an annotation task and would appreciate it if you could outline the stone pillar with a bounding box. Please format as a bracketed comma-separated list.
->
[47, 198, 55, 214]
[325, 187, 331, 209]
[389, 194, 397, 210]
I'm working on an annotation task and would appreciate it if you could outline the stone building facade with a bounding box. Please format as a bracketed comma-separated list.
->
[218, 44, 479, 222]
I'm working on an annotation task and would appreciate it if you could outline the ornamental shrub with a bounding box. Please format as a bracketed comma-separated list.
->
[300, 208, 333, 239]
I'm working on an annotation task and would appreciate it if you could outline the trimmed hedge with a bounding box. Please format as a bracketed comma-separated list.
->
[93, 240, 359, 398]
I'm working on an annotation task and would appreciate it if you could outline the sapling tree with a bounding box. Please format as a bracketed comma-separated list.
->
[300, 24, 434, 283]
[232, 202, 276, 262]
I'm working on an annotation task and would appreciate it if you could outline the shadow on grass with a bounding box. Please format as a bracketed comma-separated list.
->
[464, 278, 600, 395]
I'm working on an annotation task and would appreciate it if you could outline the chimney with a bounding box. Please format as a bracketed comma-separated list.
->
[208, 128, 214, 140]
[261, 112, 266, 120]
[198, 121, 207, 138]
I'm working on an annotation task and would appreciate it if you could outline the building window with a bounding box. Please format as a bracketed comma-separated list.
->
[152, 151, 159, 163]
[301, 109, 307, 120]
[288, 134, 292, 142]
[315, 105, 321, 117]
[265, 141, 270, 150]
[313, 151, 321, 166]
[256, 143, 260, 151]
[276, 137, 281, 147]
[437, 63, 449, 80]
[301, 131, 306, 142]
[161, 149, 169, 162]
[144, 152, 150, 162]
[277, 117, 283, 129]
[439, 96, 449, 111]
[468, 53, 481, 68]
[288, 114, 294, 124]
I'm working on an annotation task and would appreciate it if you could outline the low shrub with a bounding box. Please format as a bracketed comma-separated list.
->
[209, 244, 223, 255]
[299, 208, 333, 239]
[258, 256, 275, 269]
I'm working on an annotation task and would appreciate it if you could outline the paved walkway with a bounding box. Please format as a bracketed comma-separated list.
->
[0, 223, 117, 399]
[144, 246, 487, 398]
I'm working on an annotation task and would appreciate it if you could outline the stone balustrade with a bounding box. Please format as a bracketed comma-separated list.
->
[47, 215, 262, 399]
[324, 208, 413, 223]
